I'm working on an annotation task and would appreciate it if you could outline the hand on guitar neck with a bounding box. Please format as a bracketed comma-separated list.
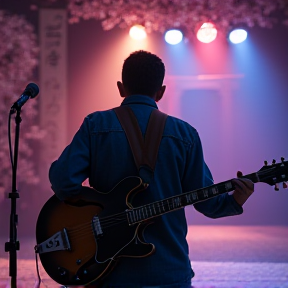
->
[232, 171, 254, 206]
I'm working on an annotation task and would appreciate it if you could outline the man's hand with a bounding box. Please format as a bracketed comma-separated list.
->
[232, 172, 254, 206]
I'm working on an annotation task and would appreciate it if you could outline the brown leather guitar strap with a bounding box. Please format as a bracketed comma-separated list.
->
[114, 106, 168, 182]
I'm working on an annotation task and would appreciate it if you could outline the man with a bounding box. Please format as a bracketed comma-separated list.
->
[49, 50, 254, 288]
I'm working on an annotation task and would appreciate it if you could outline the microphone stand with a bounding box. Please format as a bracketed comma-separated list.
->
[5, 108, 22, 288]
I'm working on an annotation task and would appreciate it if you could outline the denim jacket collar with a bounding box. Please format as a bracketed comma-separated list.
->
[121, 94, 158, 109]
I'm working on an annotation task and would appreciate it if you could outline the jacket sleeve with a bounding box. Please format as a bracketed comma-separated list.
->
[193, 193, 243, 218]
[182, 129, 243, 218]
[49, 117, 91, 201]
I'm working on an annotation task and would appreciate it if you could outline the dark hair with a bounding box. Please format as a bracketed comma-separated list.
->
[122, 50, 165, 97]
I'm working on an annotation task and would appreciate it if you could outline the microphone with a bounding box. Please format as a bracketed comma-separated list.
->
[11, 83, 39, 112]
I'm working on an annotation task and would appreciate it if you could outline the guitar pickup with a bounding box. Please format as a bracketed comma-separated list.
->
[92, 216, 103, 238]
[35, 228, 71, 254]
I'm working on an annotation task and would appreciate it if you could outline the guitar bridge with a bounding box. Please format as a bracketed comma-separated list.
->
[35, 228, 71, 254]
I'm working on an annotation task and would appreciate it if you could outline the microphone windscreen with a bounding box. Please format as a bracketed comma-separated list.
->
[25, 83, 39, 98]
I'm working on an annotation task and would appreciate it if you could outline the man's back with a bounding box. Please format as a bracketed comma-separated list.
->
[49, 94, 213, 286]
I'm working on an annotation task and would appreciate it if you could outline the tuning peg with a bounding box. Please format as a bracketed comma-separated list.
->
[272, 159, 276, 165]
[283, 182, 288, 189]
[274, 183, 279, 191]
[264, 160, 268, 166]
[281, 157, 285, 163]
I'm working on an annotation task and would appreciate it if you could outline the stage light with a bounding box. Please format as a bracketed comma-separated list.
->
[229, 29, 248, 44]
[164, 29, 183, 45]
[196, 22, 217, 43]
[129, 25, 147, 40]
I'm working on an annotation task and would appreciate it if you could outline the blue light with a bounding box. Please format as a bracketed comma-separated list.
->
[229, 29, 248, 44]
[164, 29, 183, 45]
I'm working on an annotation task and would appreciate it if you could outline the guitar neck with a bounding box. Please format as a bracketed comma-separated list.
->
[126, 172, 259, 225]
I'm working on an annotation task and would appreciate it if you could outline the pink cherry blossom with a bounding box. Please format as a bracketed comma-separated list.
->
[0, 10, 43, 202]
[64, 0, 288, 37]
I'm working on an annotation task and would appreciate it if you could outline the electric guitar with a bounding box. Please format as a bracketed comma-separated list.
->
[35, 158, 288, 286]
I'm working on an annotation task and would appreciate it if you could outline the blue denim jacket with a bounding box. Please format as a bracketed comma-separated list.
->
[49, 95, 243, 286]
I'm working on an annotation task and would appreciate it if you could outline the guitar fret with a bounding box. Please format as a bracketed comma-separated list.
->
[152, 203, 157, 214]
[212, 187, 218, 195]
[157, 201, 162, 213]
[203, 189, 209, 198]
[178, 197, 181, 207]
[148, 205, 152, 216]
[157, 202, 161, 213]
[173, 197, 181, 208]
[174, 197, 178, 207]
[161, 201, 165, 212]
[191, 192, 198, 200]
[127, 210, 133, 224]
[225, 181, 233, 190]
[135, 209, 138, 221]
[167, 199, 170, 210]
[131, 210, 135, 223]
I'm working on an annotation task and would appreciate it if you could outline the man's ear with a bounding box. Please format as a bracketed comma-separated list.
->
[117, 81, 127, 98]
[155, 85, 166, 102]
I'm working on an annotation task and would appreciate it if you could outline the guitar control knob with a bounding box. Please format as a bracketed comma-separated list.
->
[76, 259, 82, 265]
[264, 160, 268, 166]
[283, 182, 288, 189]
[57, 267, 67, 277]
[75, 275, 81, 281]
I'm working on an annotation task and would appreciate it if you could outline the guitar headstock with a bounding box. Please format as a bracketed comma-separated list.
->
[257, 157, 288, 190]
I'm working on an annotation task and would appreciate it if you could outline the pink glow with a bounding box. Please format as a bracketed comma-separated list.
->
[0, 226, 287, 287]
[129, 25, 147, 40]
[197, 23, 217, 43]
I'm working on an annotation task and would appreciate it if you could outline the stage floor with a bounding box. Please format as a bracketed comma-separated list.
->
[0, 226, 288, 288]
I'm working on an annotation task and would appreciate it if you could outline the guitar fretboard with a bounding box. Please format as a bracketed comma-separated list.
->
[126, 172, 258, 225]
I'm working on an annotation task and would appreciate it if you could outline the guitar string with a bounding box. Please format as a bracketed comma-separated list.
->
[68, 180, 226, 233]
[68, 190, 239, 241]
[69, 167, 280, 234]
[68, 211, 128, 235]
[68, 218, 129, 241]
[69, 205, 175, 239]
[67, 184, 229, 238]
[68, 200, 170, 235]
[68, 213, 128, 237]
[68, 180, 238, 238]
[67, 194, 188, 240]
[68, 201, 170, 241]
[66, 168, 287, 240]
[67, 199, 183, 241]
[97, 169, 285, 228]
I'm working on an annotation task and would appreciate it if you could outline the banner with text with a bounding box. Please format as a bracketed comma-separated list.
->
[39, 9, 67, 184]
